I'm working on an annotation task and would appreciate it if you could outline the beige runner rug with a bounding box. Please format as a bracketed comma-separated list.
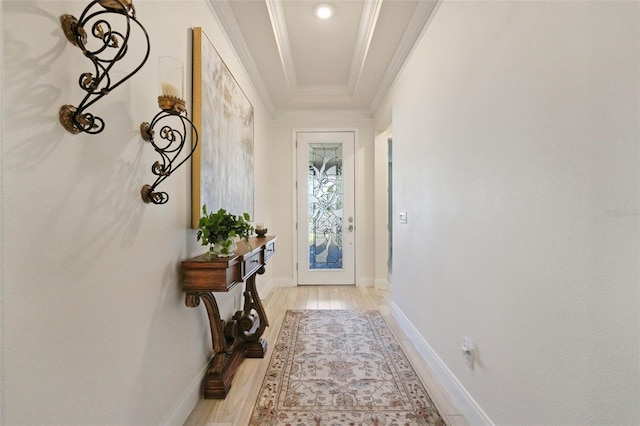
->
[250, 310, 445, 425]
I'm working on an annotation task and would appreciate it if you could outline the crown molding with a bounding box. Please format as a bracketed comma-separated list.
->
[267, 0, 382, 102]
[206, 0, 276, 117]
[273, 108, 374, 121]
[207, 0, 439, 118]
[369, 0, 441, 113]
[348, 0, 383, 91]
[265, 0, 297, 95]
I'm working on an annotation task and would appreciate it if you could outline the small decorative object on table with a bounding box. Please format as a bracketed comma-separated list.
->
[196, 205, 254, 256]
[255, 223, 267, 238]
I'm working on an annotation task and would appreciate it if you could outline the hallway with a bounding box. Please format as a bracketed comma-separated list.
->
[184, 286, 469, 425]
[3, 1, 637, 423]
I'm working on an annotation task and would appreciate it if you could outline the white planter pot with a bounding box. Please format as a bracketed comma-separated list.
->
[210, 239, 238, 257]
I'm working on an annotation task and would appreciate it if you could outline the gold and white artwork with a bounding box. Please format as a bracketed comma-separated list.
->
[192, 27, 254, 227]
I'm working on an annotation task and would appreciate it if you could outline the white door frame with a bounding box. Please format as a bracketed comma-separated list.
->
[292, 128, 359, 286]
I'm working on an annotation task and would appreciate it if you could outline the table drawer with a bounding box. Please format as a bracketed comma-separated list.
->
[242, 251, 262, 280]
[264, 240, 276, 262]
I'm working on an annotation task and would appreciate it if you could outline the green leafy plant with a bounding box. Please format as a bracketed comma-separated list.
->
[196, 205, 254, 254]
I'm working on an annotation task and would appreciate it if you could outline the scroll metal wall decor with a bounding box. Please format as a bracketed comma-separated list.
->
[139, 57, 199, 205]
[59, 0, 150, 134]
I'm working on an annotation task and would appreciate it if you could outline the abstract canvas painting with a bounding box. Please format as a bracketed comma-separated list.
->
[191, 27, 254, 227]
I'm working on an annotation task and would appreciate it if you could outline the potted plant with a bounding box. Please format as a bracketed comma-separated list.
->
[196, 205, 254, 256]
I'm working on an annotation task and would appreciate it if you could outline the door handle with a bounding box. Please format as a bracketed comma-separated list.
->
[348, 224, 354, 232]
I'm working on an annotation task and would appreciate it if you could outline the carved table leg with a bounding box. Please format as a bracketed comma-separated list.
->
[235, 268, 270, 358]
[185, 292, 244, 399]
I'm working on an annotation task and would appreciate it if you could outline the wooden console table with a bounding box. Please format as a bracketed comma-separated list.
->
[181, 236, 276, 399]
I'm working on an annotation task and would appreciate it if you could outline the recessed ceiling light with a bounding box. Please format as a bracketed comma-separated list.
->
[315, 3, 333, 19]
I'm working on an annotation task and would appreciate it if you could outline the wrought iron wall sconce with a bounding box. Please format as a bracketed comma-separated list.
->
[140, 57, 199, 205]
[59, 0, 150, 134]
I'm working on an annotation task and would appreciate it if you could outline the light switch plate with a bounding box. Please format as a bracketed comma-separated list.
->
[399, 212, 408, 224]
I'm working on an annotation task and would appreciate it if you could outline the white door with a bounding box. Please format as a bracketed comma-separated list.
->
[296, 131, 355, 285]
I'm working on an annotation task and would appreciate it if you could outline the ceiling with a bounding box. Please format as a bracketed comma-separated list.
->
[207, 0, 439, 118]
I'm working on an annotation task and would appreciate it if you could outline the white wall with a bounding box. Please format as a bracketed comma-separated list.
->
[268, 115, 376, 287]
[1, 1, 273, 424]
[378, 1, 639, 424]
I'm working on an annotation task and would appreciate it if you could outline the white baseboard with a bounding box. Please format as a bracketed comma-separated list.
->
[390, 302, 493, 426]
[271, 277, 296, 287]
[374, 278, 388, 289]
[160, 361, 209, 426]
[356, 277, 375, 287]
[259, 277, 275, 300]
[259, 277, 297, 299]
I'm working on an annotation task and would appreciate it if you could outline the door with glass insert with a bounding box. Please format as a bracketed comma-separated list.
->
[296, 131, 355, 285]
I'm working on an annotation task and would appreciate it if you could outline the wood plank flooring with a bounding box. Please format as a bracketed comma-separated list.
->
[183, 286, 469, 426]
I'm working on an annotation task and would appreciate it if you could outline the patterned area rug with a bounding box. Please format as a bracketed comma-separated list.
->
[250, 310, 445, 425]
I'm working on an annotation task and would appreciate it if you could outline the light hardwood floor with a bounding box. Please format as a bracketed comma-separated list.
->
[183, 286, 469, 426]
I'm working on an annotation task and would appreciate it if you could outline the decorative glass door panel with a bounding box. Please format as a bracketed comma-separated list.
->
[297, 132, 355, 285]
[309, 143, 343, 269]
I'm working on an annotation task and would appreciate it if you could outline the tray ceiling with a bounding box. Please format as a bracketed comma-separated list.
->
[207, 0, 439, 118]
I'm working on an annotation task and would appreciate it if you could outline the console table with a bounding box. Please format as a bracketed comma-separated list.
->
[181, 236, 276, 399]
